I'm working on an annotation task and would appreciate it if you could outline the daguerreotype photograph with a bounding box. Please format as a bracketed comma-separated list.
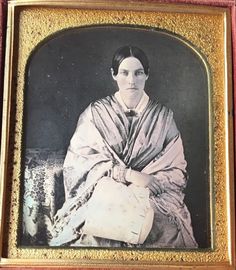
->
[21, 26, 210, 249]
[0, 1, 234, 268]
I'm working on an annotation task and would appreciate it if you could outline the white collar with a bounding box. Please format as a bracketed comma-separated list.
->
[114, 91, 149, 114]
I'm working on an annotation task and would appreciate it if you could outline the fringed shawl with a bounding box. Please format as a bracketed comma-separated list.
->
[50, 96, 197, 248]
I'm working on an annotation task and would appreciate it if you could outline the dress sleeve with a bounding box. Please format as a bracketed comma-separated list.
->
[63, 105, 113, 199]
[149, 133, 187, 198]
[163, 115, 179, 146]
[142, 113, 187, 200]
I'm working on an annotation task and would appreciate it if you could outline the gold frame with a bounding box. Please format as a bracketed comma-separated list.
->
[0, 0, 235, 268]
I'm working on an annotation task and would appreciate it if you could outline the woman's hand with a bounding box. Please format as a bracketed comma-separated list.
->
[111, 165, 163, 195]
[125, 168, 163, 195]
[125, 169, 151, 187]
[147, 179, 163, 196]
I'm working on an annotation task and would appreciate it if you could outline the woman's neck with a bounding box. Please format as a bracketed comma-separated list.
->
[120, 91, 144, 109]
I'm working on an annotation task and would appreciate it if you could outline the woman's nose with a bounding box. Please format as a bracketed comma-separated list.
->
[127, 73, 135, 84]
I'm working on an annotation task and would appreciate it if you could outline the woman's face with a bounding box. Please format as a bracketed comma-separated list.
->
[112, 57, 148, 100]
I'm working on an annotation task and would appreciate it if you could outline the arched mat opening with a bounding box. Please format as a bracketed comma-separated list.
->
[20, 25, 211, 249]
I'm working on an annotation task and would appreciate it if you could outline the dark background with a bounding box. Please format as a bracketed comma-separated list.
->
[23, 26, 210, 248]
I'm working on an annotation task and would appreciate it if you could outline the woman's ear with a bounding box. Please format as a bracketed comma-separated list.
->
[111, 68, 117, 81]
[145, 69, 150, 80]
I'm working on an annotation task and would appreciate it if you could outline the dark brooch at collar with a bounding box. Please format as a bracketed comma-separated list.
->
[125, 110, 138, 117]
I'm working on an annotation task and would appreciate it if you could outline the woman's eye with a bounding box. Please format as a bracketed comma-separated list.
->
[136, 70, 144, 76]
[119, 71, 128, 76]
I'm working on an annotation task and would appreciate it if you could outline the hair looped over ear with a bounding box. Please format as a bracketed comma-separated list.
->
[111, 46, 149, 76]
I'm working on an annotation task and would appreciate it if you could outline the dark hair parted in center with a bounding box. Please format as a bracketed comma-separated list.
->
[111, 45, 149, 75]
